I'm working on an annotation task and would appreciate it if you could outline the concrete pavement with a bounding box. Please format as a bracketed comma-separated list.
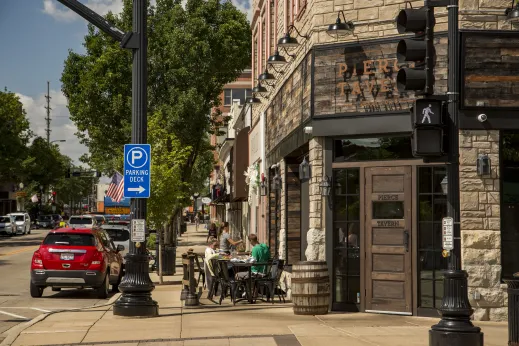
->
[1, 224, 510, 346]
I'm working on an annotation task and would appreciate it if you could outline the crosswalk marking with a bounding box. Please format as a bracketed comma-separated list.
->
[31, 307, 51, 313]
[0, 309, 30, 320]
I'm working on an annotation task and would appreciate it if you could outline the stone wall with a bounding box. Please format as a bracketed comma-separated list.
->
[306, 137, 325, 261]
[459, 130, 507, 321]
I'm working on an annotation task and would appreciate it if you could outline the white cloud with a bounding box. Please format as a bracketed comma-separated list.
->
[16, 90, 88, 166]
[42, 0, 125, 22]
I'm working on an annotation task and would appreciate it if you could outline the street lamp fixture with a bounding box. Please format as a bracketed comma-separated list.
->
[327, 11, 355, 38]
[267, 49, 287, 65]
[299, 156, 310, 181]
[277, 25, 309, 49]
[246, 94, 262, 105]
[319, 175, 332, 197]
[506, 0, 519, 22]
[440, 176, 448, 195]
[260, 180, 267, 196]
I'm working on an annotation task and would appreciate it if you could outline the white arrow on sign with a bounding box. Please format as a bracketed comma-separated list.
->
[128, 186, 146, 193]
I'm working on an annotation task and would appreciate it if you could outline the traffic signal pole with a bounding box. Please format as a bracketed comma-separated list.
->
[57, 0, 157, 317]
[428, 0, 483, 345]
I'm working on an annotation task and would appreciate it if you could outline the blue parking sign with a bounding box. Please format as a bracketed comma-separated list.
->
[124, 144, 151, 199]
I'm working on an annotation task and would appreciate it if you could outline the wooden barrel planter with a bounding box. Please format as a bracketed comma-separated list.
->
[291, 261, 330, 315]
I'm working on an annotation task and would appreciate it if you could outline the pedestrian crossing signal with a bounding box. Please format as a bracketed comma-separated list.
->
[411, 99, 445, 157]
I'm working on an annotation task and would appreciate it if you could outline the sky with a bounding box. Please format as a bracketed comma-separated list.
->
[0, 0, 252, 170]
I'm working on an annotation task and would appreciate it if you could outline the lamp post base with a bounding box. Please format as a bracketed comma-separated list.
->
[113, 253, 158, 317]
[429, 270, 483, 346]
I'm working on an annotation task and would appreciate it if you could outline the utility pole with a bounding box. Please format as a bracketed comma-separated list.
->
[57, 0, 157, 317]
[45, 81, 51, 144]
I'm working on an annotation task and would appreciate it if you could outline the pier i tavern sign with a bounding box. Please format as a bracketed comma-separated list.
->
[313, 40, 432, 117]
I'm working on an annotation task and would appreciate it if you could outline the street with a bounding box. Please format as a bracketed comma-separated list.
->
[0, 229, 115, 341]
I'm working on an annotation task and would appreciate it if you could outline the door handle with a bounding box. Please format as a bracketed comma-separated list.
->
[403, 230, 409, 252]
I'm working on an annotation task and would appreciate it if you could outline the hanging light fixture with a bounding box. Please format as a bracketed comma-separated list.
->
[319, 175, 332, 197]
[327, 11, 355, 38]
[299, 156, 310, 180]
[440, 176, 448, 195]
[277, 24, 309, 49]
[267, 49, 287, 65]
[246, 93, 261, 104]
[506, 0, 519, 22]
[252, 82, 268, 94]
[260, 174, 267, 196]
[258, 68, 276, 82]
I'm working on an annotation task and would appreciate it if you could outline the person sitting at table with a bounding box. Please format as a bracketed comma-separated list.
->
[219, 222, 243, 255]
[236, 234, 271, 280]
[204, 238, 220, 290]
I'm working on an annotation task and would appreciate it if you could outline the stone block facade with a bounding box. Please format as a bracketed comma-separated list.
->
[459, 130, 507, 321]
[306, 137, 325, 261]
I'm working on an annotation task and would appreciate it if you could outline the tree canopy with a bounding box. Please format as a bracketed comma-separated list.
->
[0, 88, 32, 183]
[61, 0, 251, 230]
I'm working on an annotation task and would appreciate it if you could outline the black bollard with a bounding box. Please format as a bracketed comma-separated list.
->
[180, 253, 189, 301]
[504, 277, 519, 346]
[185, 253, 200, 307]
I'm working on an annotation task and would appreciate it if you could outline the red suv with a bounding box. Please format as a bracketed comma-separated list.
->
[30, 227, 124, 299]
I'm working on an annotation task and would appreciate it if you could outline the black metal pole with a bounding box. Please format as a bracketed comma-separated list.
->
[113, 0, 158, 317]
[429, 1, 482, 344]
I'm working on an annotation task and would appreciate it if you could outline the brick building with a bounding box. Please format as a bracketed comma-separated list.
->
[249, 0, 519, 320]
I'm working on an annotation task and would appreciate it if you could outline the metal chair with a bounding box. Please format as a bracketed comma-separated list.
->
[207, 258, 221, 300]
[254, 259, 286, 303]
[194, 253, 206, 288]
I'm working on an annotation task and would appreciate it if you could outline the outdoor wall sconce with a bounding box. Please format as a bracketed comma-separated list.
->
[277, 25, 309, 49]
[440, 176, 448, 195]
[267, 49, 287, 65]
[477, 154, 491, 176]
[246, 93, 261, 104]
[270, 164, 282, 191]
[327, 11, 355, 38]
[258, 68, 276, 85]
[506, 0, 519, 22]
[299, 156, 310, 181]
[260, 174, 267, 196]
[252, 81, 269, 99]
[319, 175, 332, 197]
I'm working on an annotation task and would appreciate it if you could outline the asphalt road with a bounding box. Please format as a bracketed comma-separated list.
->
[0, 229, 116, 341]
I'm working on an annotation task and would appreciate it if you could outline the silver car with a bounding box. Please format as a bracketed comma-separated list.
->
[8, 213, 31, 235]
[101, 224, 130, 266]
[0, 215, 15, 236]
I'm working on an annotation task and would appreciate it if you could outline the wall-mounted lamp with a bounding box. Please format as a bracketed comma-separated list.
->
[506, 0, 519, 22]
[246, 93, 261, 104]
[440, 176, 448, 195]
[277, 24, 309, 49]
[260, 173, 267, 196]
[271, 164, 282, 191]
[299, 156, 310, 180]
[258, 68, 276, 85]
[477, 154, 491, 176]
[327, 11, 355, 38]
[319, 175, 332, 197]
[252, 81, 269, 99]
[267, 49, 287, 65]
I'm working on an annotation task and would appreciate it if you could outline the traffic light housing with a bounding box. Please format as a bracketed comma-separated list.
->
[411, 99, 446, 157]
[395, 6, 435, 95]
[51, 191, 57, 204]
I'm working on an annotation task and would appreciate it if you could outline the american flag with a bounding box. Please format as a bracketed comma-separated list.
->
[106, 172, 124, 203]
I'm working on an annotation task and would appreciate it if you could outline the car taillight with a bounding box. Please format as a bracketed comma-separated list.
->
[31, 251, 44, 270]
[88, 251, 105, 270]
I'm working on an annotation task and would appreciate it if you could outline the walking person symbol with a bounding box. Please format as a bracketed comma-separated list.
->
[422, 104, 434, 124]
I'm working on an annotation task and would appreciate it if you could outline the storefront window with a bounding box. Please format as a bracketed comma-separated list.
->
[418, 166, 448, 309]
[333, 137, 413, 162]
[501, 131, 519, 279]
[333, 168, 360, 309]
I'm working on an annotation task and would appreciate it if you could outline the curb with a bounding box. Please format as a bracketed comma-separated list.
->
[0, 293, 121, 346]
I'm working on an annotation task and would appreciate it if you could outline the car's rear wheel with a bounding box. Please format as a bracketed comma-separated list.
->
[51, 287, 61, 292]
[96, 272, 109, 299]
[30, 281, 44, 298]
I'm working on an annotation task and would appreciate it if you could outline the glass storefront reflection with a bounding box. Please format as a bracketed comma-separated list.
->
[334, 137, 414, 162]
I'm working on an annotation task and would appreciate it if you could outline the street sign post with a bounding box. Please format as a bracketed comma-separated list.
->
[442, 216, 454, 251]
[124, 144, 151, 199]
[131, 219, 146, 243]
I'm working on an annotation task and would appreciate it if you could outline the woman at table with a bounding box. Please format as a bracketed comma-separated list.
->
[204, 238, 219, 290]
[219, 222, 243, 255]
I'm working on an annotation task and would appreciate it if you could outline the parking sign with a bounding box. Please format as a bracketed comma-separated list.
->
[124, 144, 151, 198]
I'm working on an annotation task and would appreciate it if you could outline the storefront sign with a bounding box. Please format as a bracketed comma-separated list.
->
[374, 193, 403, 201]
[461, 32, 519, 109]
[105, 207, 130, 215]
[372, 220, 404, 227]
[313, 40, 440, 117]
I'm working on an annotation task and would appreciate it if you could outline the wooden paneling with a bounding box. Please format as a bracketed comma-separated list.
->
[232, 127, 250, 200]
[365, 166, 412, 314]
[269, 169, 280, 257]
[286, 163, 301, 265]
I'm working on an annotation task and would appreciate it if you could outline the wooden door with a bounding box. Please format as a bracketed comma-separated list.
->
[365, 166, 412, 315]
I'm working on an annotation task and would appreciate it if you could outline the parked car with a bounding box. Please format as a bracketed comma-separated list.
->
[101, 223, 130, 266]
[37, 215, 55, 229]
[30, 227, 124, 298]
[8, 212, 31, 235]
[92, 214, 106, 225]
[0, 215, 16, 236]
[67, 215, 97, 229]
[51, 214, 63, 225]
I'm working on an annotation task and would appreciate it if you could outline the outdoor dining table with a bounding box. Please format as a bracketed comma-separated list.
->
[219, 259, 270, 304]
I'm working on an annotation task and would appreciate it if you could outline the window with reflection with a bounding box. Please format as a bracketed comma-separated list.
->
[334, 137, 414, 162]
[333, 168, 360, 309]
[418, 166, 448, 310]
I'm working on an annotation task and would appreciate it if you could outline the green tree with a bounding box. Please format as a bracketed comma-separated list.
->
[0, 88, 32, 183]
[22, 137, 67, 189]
[61, 0, 250, 241]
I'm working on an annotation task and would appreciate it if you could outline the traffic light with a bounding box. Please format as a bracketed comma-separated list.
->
[395, 6, 435, 95]
[52, 191, 57, 204]
[411, 99, 446, 157]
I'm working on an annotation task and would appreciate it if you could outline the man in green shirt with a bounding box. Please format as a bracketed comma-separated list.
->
[250, 234, 270, 275]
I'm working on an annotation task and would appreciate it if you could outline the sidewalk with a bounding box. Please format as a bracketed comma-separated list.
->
[1, 224, 510, 346]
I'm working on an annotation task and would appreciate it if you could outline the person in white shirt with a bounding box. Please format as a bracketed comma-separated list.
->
[205, 238, 219, 290]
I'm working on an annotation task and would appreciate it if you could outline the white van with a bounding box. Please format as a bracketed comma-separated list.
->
[8, 212, 31, 235]
[67, 215, 97, 229]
